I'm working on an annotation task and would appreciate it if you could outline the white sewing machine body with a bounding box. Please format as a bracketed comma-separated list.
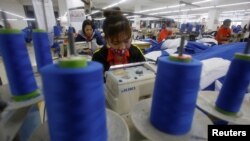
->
[105, 62, 156, 115]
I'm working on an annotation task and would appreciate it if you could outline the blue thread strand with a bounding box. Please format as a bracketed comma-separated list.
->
[40, 62, 107, 141]
[150, 56, 202, 135]
[216, 57, 250, 113]
[32, 31, 53, 72]
[0, 31, 38, 96]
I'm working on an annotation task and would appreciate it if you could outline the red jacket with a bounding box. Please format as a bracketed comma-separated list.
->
[157, 28, 173, 43]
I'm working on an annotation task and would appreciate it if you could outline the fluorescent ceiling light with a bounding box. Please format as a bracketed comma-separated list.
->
[220, 14, 245, 16]
[191, 6, 214, 11]
[168, 4, 185, 8]
[149, 6, 211, 15]
[137, 7, 167, 13]
[140, 17, 160, 21]
[222, 9, 250, 14]
[147, 1, 250, 17]
[127, 15, 140, 18]
[3, 11, 25, 19]
[89, 0, 126, 15]
[216, 2, 250, 8]
[90, 10, 100, 15]
[103, 0, 126, 10]
[192, 0, 211, 5]
[137, 4, 185, 13]
[95, 17, 106, 21]
[222, 10, 245, 13]
[23, 18, 36, 21]
[136, 0, 210, 13]
[136, 1, 250, 15]
[2, 19, 18, 21]
[173, 13, 208, 17]
[150, 11, 175, 15]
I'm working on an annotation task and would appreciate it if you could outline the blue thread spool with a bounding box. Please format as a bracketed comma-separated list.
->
[150, 54, 202, 135]
[216, 53, 250, 115]
[53, 25, 61, 37]
[40, 57, 107, 141]
[0, 29, 39, 101]
[68, 26, 74, 33]
[32, 29, 53, 72]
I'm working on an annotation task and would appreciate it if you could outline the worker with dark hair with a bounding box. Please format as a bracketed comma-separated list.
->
[75, 19, 105, 54]
[75, 19, 104, 45]
[215, 19, 232, 44]
[92, 7, 145, 72]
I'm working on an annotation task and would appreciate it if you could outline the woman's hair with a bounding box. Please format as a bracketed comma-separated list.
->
[102, 7, 131, 41]
[223, 19, 231, 25]
[82, 19, 94, 34]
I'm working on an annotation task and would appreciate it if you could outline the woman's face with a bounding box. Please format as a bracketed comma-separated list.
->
[107, 33, 131, 50]
[84, 25, 93, 37]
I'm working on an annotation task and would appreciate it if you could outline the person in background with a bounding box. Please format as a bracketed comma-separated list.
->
[75, 19, 105, 54]
[215, 19, 232, 44]
[157, 21, 174, 43]
[92, 7, 145, 72]
[0, 24, 3, 29]
[75, 19, 104, 45]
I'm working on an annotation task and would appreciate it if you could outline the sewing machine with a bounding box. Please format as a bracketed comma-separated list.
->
[74, 41, 88, 53]
[105, 62, 156, 115]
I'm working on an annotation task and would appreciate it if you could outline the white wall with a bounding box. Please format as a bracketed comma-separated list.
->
[207, 9, 220, 31]
[66, 0, 85, 32]
[66, 0, 84, 9]
[58, 0, 67, 17]
[0, 0, 28, 29]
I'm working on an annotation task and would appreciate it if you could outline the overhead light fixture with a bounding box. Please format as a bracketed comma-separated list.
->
[168, 4, 185, 8]
[102, 0, 126, 10]
[95, 17, 106, 20]
[220, 13, 245, 16]
[191, 6, 214, 11]
[2, 18, 18, 21]
[136, 0, 249, 15]
[137, 4, 185, 13]
[192, 0, 212, 5]
[145, 1, 250, 17]
[216, 1, 250, 8]
[23, 18, 36, 21]
[174, 13, 208, 17]
[90, 10, 100, 15]
[137, 7, 167, 13]
[222, 10, 245, 13]
[89, 0, 126, 16]
[126, 15, 140, 18]
[2, 11, 25, 19]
